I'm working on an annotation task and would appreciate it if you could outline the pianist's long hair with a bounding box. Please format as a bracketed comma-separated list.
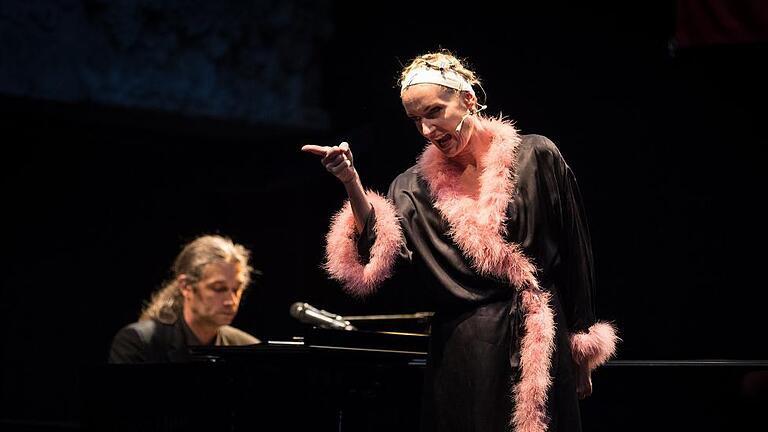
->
[139, 235, 254, 324]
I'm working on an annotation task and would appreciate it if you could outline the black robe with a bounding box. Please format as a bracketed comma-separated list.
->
[324, 118, 617, 432]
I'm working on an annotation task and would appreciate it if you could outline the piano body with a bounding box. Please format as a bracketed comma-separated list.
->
[83, 327, 428, 432]
[81, 313, 768, 432]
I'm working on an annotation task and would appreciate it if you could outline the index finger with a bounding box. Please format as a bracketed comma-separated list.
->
[301, 144, 331, 156]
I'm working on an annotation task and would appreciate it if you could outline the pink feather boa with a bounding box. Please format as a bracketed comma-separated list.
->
[417, 118, 556, 432]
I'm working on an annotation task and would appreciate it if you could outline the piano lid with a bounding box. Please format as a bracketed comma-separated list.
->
[187, 327, 429, 364]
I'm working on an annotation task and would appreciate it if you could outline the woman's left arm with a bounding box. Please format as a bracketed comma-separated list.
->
[553, 149, 618, 397]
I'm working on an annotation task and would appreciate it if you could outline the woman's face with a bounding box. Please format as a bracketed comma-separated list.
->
[402, 84, 474, 157]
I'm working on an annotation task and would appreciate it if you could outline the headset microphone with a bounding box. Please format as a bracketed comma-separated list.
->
[454, 103, 488, 133]
[454, 111, 471, 133]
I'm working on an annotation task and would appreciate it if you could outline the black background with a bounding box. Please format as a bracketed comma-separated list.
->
[2, 1, 767, 428]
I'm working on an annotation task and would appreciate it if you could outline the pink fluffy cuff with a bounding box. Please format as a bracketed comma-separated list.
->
[324, 191, 403, 297]
[569, 321, 619, 371]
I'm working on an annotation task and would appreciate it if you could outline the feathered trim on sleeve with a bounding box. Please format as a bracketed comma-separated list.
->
[324, 190, 403, 297]
[569, 321, 619, 371]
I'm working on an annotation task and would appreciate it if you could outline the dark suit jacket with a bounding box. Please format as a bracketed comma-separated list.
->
[108, 318, 259, 363]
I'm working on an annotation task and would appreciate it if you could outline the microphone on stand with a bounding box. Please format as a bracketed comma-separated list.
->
[289, 302, 357, 331]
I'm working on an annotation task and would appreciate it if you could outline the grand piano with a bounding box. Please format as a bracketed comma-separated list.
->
[82, 311, 767, 432]
[83, 324, 429, 432]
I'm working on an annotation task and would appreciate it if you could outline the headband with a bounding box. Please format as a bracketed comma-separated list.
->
[400, 66, 475, 95]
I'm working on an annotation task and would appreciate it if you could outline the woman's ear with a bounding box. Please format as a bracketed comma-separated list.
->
[464, 91, 478, 113]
